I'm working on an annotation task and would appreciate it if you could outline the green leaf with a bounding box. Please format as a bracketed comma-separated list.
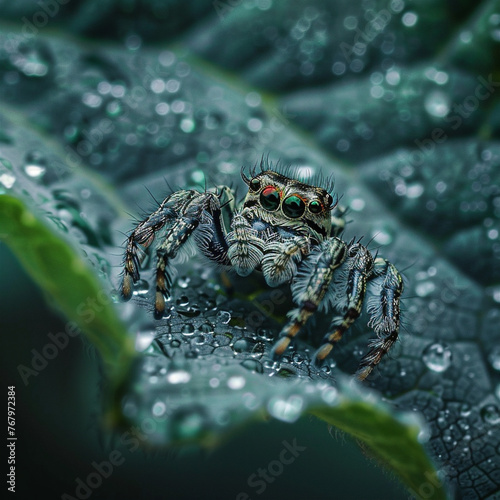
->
[0, 194, 135, 397]
[1, 1, 499, 498]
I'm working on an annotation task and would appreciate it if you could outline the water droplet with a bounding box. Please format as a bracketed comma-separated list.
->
[177, 276, 191, 289]
[152, 401, 166, 417]
[132, 279, 149, 295]
[193, 334, 206, 345]
[321, 387, 338, 405]
[488, 346, 500, 370]
[480, 404, 500, 425]
[422, 343, 452, 372]
[0, 172, 16, 190]
[406, 183, 424, 198]
[371, 228, 393, 245]
[181, 323, 195, 336]
[180, 118, 195, 133]
[106, 100, 122, 117]
[424, 91, 450, 118]
[199, 322, 214, 334]
[267, 395, 304, 423]
[415, 281, 436, 297]
[460, 404, 471, 418]
[241, 359, 264, 374]
[386, 70, 400, 86]
[176, 296, 189, 306]
[209, 377, 220, 388]
[227, 375, 246, 390]
[257, 328, 274, 341]
[350, 198, 365, 211]
[217, 311, 231, 324]
[245, 92, 262, 107]
[82, 92, 102, 108]
[417, 426, 431, 443]
[233, 338, 251, 353]
[23, 150, 46, 181]
[167, 370, 191, 384]
[402, 12, 418, 27]
[490, 286, 500, 303]
[125, 34, 142, 51]
[135, 329, 155, 352]
[247, 118, 263, 132]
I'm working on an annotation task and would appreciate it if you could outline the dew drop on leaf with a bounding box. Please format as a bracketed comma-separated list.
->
[267, 395, 304, 423]
[480, 404, 500, 425]
[241, 359, 264, 374]
[23, 150, 47, 181]
[135, 328, 155, 352]
[181, 323, 195, 336]
[227, 375, 246, 390]
[167, 370, 191, 384]
[216, 310, 231, 324]
[422, 343, 452, 373]
[152, 401, 167, 417]
[132, 279, 149, 295]
[488, 346, 500, 370]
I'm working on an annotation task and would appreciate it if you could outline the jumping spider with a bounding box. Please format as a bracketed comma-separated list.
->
[121, 162, 403, 381]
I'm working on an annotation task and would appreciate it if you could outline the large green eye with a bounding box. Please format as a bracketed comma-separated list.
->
[250, 178, 261, 191]
[260, 186, 281, 211]
[283, 195, 305, 218]
[309, 200, 322, 214]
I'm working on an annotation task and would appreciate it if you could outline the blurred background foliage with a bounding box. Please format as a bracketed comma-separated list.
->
[0, 0, 499, 499]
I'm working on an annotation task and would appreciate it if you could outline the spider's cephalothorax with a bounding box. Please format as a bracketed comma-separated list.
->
[121, 164, 403, 381]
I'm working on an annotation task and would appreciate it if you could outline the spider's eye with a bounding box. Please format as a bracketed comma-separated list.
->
[250, 178, 261, 191]
[326, 194, 334, 207]
[283, 195, 305, 218]
[260, 186, 281, 211]
[309, 200, 322, 214]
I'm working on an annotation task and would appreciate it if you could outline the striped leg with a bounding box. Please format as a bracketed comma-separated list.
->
[356, 258, 403, 381]
[121, 194, 183, 300]
[152, 192, 228, 318]
[313, 243, 374, 363]
[271, 238, 347, 359]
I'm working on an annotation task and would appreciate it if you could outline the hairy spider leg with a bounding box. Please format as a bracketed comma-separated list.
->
[355, 258, 403, 381]
[152, 191, 231, 318]
[313, 243, 374, 364]
[270, 238, 347, 359]
[121, 194, 184, 300]
[261, 235, 310, 287]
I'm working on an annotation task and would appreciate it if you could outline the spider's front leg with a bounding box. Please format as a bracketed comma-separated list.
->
[121, 189, 232, 319]
[355, 258, 403, 381]
[121, 194, 181, 300]
[270, 238, 347, 359]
